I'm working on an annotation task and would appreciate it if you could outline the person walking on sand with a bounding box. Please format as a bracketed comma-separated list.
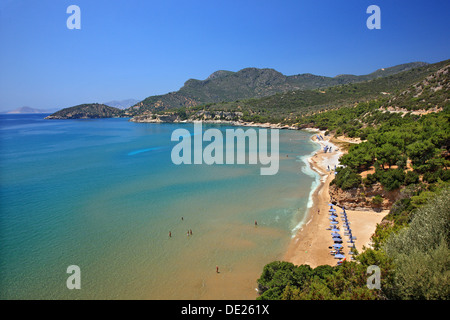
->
[190, 229, 192, 236]
[216, 266, 219, 273]
[255, 220, 258, 227]
[169, 231, 171, 238]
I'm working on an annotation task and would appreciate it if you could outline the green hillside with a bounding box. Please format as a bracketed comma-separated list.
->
[154, 59, 448, 124]
[45, 103, 123, 119]
[128, 62, 427, 115]
[256, 61, 450, 301]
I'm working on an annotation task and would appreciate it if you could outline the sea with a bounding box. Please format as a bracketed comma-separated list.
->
[0, 114, 319, 299]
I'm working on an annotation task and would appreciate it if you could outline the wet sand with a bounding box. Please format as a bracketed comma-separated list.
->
[284, 132, 388, 268]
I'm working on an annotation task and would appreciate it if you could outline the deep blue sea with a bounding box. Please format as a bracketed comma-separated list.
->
[0, 114, 319, 299]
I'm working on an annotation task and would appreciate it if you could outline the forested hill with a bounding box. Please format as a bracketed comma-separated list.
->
[147, 59, 448, 124]
[127, 62, 427, 114]
[45, 103, 123, 119]
[256, 61, 450, 301]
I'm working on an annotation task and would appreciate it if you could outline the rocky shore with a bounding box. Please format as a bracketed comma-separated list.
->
[130, 110, 299, 130]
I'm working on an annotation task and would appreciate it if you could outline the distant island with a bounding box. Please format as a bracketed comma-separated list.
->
[44, 103, 123, 119]
[2, 106, 58, 114]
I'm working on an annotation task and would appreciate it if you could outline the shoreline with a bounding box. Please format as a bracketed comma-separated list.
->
[284, 131, 389, 268]
[130, 117, 300, 130]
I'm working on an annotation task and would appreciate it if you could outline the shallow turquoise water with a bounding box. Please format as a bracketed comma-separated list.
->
[0, 115, 318, 299]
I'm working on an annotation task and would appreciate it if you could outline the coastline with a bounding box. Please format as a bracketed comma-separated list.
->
[130, 116, 299, 130]
[284, 131, 389, 268]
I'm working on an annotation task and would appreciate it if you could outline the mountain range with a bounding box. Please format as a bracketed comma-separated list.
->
[129, 62, 428, 114]
[45, 61, 440, 120]
[103, 99, 140, 109]
[2, 106, 59, 114]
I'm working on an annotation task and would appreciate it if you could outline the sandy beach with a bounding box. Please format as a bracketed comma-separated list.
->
[284, 131, 388, 268]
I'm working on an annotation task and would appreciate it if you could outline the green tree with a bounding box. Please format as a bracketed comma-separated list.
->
[383, 187, 450, 299]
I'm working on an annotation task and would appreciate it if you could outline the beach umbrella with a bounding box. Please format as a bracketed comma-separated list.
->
[332, 238, 342, 243]
[334, 254, 345, 259]
[330, 221, 338, 224]
[333, 244, 343, 248]
[329, 208, 336, 212]
[328, 217, 337, 221]
[328, 203, 334, 206]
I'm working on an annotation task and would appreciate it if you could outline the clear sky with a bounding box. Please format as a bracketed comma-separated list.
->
[0, 0, 449, 111]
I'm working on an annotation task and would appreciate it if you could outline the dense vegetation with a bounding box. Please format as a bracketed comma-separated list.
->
[300, 65, 450, 195]
[257, 61, 449, 300]
[45, 103, 123, 119]
[145, 60, 448, 125]
[257, 187, 449, 300]
[128, 62, 426, 115]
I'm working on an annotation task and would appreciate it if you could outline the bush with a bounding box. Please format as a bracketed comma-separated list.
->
[363, 173, 377, 186]
[383, 187, 450, 299]
[333, 167, 362, 190]
[376, 168, 406, 191]
[404, 171, 420, 185]
[372, 195, 383, 207]
[257, 262, 313, 300]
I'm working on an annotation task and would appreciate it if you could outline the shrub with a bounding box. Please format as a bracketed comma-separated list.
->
[404, 171, 420, 185]
[334, 167, 362, 190]
[363, 173, 377, 186]
[372, 195, 383, 207]
[383, 187, 450, 299]
[257, 262, 312, 300]
[376, 168, 406, 191]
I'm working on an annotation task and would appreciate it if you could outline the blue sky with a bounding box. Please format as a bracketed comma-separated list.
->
[0, 0, 449, 111]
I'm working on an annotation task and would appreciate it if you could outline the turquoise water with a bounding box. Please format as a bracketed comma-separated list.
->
[0, 114, 318, 299]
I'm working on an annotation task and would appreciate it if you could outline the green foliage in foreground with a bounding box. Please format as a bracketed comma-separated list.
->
[257, 187, 450, 300]
[323, 102, 450, 193]
[257, 249, 393, 300]
[383, 187, 450, 300]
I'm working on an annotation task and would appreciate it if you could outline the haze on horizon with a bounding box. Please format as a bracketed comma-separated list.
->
[0, 0, 449, 112]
